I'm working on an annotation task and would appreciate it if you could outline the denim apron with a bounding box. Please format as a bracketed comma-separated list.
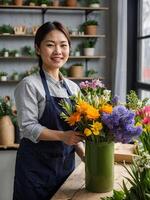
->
[13, 68, 75, 200]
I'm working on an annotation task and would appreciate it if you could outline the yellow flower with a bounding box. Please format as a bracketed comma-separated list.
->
[91, 122, 103, 135]
[67, 112, 81, 126]
[84, 128, 92, 136]
[136, 122, 142, 126]
[145, 124, 150, 132]
[100, 104, 113, 114]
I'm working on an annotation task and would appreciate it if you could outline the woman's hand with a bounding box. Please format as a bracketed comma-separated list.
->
[61, 130, 84, 145]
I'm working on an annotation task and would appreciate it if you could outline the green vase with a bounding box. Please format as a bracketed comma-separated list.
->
[85, 141, 114, 193]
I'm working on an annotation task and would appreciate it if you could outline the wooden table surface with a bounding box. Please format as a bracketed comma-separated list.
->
[51, 162, 130, 200]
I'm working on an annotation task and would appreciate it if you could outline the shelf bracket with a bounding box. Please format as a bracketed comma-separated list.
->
[41, 8, 47, 24]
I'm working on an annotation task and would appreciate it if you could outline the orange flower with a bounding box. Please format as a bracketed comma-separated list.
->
[85, 106, 100, 120]
[76, 100, 89, 113]
[100, 104, 113, 114]
[76, 100, 100, 120]
[66, 112, 81, 126]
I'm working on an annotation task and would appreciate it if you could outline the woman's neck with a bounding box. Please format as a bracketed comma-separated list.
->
[42, 67, 60, 81]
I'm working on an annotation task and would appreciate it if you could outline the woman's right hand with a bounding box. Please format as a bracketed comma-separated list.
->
[60, 130, 84, 145]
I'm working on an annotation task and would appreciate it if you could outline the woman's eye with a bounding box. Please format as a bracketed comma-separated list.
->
[61, 44, 68, 47]
[47, 44, 54, 47]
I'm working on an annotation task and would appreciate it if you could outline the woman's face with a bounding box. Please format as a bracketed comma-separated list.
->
[37, 29, 70, 71]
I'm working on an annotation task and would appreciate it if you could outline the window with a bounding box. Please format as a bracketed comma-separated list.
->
[127, 0, 150, 99]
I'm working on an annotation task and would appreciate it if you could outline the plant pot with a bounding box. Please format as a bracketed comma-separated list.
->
[89, 3, 100, 8]
[13, 74, 20, 81]
[14, 0, 23, 6]
[0, 116, 15, 145]
[41, 3, 47, 7]
[29, 2, 36, 6]
[52, 0, 59, 6]
[66, 0, 77, 7]
[84, 48, 95, 56]
[85, 141, 114, 193]
[0, 76, 7, 81]
[69, 66, 84, 77]
[85, 25, 97, 35]
[4, 51, 9, 57]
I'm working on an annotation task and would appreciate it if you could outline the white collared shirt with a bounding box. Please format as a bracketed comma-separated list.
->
[14, 70, 80, 143]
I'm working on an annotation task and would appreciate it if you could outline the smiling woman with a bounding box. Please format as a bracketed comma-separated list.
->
[13, 21, 85, 200]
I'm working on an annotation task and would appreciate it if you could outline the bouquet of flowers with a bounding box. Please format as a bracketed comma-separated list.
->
[126, 91, 150, 154]
[60, 79, 142, 144]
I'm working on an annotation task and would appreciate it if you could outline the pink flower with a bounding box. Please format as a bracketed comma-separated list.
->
[136, 106, 150, 125]
[80, 79, 105, 89]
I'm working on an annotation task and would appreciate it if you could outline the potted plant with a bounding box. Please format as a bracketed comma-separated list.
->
[38, 0, 49, 7]
[21, 46, 35, 57]
[14, 0, 23, 6]
[2, 0, 10, 5]
[12, 72, 20, 81]
[0, 96, 15, 145]
[82, 20, 98, 35]
[66, 0, 77, 7]
[74, 46, 81, 56]
[87, 0, 100, 8]
[0, 72, 8, 81]
[86, 69, 98, 77]
[69, 63, 84, 77]
[28, 0, 38, 6]
[0, 24, 14, 35]
[83, 39, 97, 56]
[1, 48, 9, 57]
[9, 50, 19, 57]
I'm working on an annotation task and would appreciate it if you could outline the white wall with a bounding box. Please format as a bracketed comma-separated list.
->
[0, 2, 110, 98]
[0, 150, 16, 200]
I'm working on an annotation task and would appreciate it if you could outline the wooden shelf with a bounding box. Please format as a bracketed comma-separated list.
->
[0, 34, 106, 38]
[0, 5, 109, 11]
[0, 56, 36, 60]
[0, 143, 19, 149]
[69, 55, 106, 59]
[0, 77, 104, 84]
[0, 56, 106, 60]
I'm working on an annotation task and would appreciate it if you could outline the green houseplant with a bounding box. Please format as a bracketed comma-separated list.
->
[0, 72, 8, 81]
[87, 0, 100, 8]
[1, 48, 9, 57]
[0, 24, 14, 35]
[83, 39, 97, 56]
[38, 0, 49, 6]
[9, 50, 19, 57]
[21, 46, 35, 57]
[82, 20, 98, 35]
[28, 0, 38, 6]
[11, 72, 20, 81]
[2, 0, 10, 5]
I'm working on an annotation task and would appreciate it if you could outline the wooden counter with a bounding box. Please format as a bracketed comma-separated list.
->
[52, 162, 130, 200]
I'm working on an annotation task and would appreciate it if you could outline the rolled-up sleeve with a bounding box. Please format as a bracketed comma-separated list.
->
[14, 79, 45, 143]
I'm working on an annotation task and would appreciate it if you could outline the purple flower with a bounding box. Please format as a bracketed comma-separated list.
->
[111, 95, 119, 106]
[102, 105, 143, 143]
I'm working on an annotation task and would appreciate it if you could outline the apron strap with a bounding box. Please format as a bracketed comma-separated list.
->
[39, 68, 51, 101]
[39, 68, 73, 99]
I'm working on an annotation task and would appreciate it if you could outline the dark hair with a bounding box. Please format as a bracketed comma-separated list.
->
[34, 21, 71, 68]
